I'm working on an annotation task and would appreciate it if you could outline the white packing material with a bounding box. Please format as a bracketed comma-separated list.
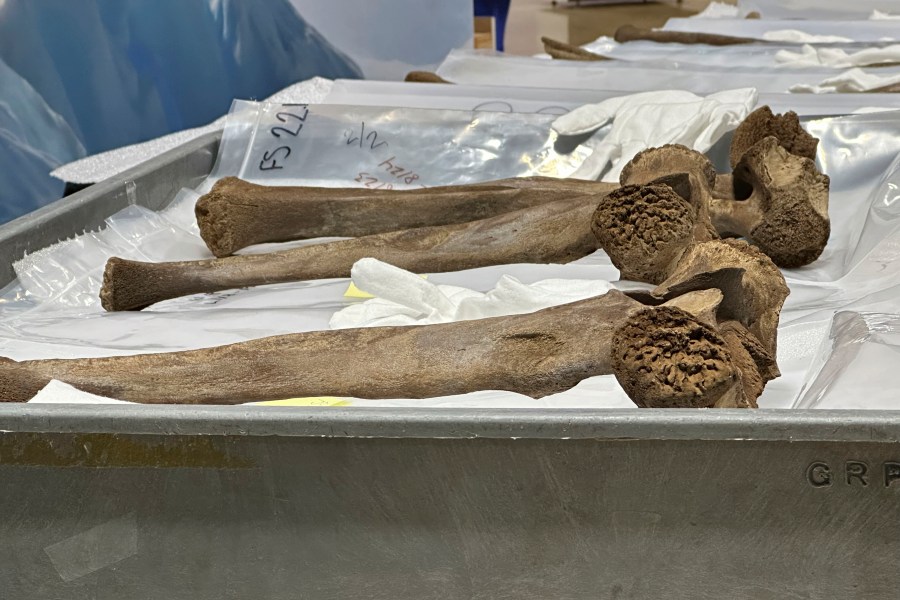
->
[551, 89, 757, 182]
[662, 18, 899, 42]
[762, 31, 854, 44]
[871, 10, 900, 20]
[329, 258, 613, 329]
[29, 377, 636, 409]
[579, 37, 900, 71]
[791, 68, 900, 93]
[30, 380, 133, 404]
[775, 44, 900, 68]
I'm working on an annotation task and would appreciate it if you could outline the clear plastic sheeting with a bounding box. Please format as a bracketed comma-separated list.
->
[435, 50, 900, 95]
[331, 79, 900, 119]
[661, 19, 899, 43]
[326, 79, 614, 115]
[793, 312, 900, 409]
[208, 101, 592, 189]
[579, 37, 900, 71]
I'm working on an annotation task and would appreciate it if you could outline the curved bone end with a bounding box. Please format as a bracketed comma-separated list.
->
[611, 306, 746, 408]
[658, 239, 788, 357]
[195, 177, 258, 257]
[730, 106, 819, 168]
[404, 71, 451, 84]
[735, 136, 831, 268]
[592, 184, 697, 284]
[620, 144, 717, 189]
[101, 258, 168, 312]
[0, 357, 50, 403]
[749, 192, 830, 268]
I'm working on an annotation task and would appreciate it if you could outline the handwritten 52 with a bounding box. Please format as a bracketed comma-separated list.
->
[258, 104, 309, 171]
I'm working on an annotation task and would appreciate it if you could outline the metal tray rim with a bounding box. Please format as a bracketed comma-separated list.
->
[3, 405, 900, 442]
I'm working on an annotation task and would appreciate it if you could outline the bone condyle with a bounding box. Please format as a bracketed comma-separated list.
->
[621, 133, 830, 269]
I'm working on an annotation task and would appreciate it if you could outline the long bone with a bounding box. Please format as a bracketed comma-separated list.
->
[541, 37, 606, 61]
[196, 175, 605, 257]
[613, 24, 758, 46]
[195, 107, 818, 257]
[0, 284, 757, 408]
[102, 177, 690, 312]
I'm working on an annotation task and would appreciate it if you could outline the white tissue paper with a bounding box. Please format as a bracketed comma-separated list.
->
[776, 44, 900, 69]
[692, 2, 741, 19]
[791, 68, 900, 93]
[30, 378, 636, 409]
[871, 10, 900, 20]
[551, 88, 758, 182]
[329, 258, 613, 329]
[29, 380, 133, 404]
[762, 30, 854, 44]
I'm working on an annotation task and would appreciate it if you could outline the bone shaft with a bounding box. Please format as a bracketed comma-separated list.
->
[2, 292, 641, 403]
[103, 196, 602, 311]
[196, 176, 604, 255]
[615, 25, 756, 46]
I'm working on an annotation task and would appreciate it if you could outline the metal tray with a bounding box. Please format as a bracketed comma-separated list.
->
[1, 133, 899, 599]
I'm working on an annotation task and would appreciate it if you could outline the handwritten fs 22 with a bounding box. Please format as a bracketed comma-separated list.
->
[258, 104, 309, 172]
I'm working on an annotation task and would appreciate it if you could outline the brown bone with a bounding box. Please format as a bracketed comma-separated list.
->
[711, 137, 830, 268]
[650, 238, 788, 360]
[105, 191, 607, 311]
[729, 106, 819, 169]
[614, 24, 758, 46]
[404, 71, 451, 84]
[541, 37, 606, 61]
[104, 176, 691, 312]
[0, 287, 753, 409]
[591, 175, 717, 283]
[196, 175, 605, 257]
[621, 136, 830, 269]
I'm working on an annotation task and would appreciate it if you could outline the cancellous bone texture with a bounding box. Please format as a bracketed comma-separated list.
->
[196, 176, 603, 257]
[0, 274, 765, 408]
[729, 105, 818, 168]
